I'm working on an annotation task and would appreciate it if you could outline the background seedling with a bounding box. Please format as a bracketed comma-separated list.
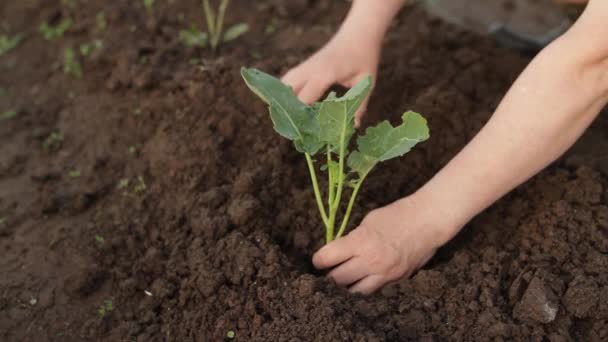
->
[68, 169, 81, 178]
[143, 0, 155, 11]
[0, 217, 6, 225]
[94, 235, 105, 244]
[96, 12, 107, 32]
[80, 39, 103, 57]
[63, 47, 82, 78]
[117, 178, 130, 189]
[97, 300, 113, 317]
[0, 34, 23, 56]
[1, 110, 17, 120]
[180, 0, 248, 50]
[43, 131, 64, 151]
[134, 176, 147, 193]
[40, 19, 72, 40]
[226, 330, 236, 339]
[242, 68, 429, 243]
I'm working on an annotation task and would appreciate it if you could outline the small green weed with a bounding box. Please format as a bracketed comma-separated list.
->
[0, 34, 23, 56]
[143, 0, 155, 11]
[96, 12, 107, 32]
[40, 19, 72, 40]
[63, 48, 82, 78]
[80, 39, 103, 57]
[117, 178, 130, 189]
[1, 110, 17, 120]
[134, 176, 147, 193]
[94, 235, 105, 244]
[68, 169, 81, 178]
[226, 331, 236, 339]
[97, 300, 113, 317]
[43, 131, 64, 151]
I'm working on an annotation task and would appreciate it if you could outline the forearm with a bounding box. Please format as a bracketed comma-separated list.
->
[337, 0, 407, 47]
[417, 27, 608, 239]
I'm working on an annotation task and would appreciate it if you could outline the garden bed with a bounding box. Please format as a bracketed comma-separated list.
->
[1, 0, 607, 341]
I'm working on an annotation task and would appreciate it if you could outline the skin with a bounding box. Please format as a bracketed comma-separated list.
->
[282, 0, 608, 295]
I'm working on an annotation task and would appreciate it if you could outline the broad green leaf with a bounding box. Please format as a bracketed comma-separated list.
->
[241, 68, 323, 154]
[316, 76, 372, 151]
[223, 23, 249, 42]
[348, 111, 429, 176]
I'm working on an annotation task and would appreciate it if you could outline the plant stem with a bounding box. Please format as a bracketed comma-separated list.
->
[213, 0, 230, 50]
[202, 0, 216, 46]
[327, 148, 335, 207]
[305, 153, 329, 229]
[328, 118, 348, 242]
[335, 172, 369, 240]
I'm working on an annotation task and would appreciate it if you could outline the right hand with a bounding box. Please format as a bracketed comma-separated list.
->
[281, 30, 381, 126]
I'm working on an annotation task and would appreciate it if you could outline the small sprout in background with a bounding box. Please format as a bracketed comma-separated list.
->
[181, 0, 248, 51]
[97, 300, 113, 317]
[134, 108, 142, 116]
[117, 178, 130, 189]
[226, 331, 236, 339]
[128, 145, 137, 154]
[134, 176, 147, 193]
[68, 169, 81, 178]
[129, 25, 137, 33]
[177, 13, 185, 22]
[143, 0, 155, 11]
[94, 235, 105, 244]
[0, 88, 6, 97]
[0, 217, 6, 225]
[241, 68, 429, 243]
[264, 17, 279, 35]
[80, 39, 103, 57]
[96, 12, 107, 32]
[0, 34, 23, 56]
[1, 110, 17, 120]
[249, 51, 261, 60]
[43, 131, 64, 151]
[29, 297, 38, 306]
[189, 58, 201, 65]
[63, 48, 82, 78]
[40, 19, 72, 40]
[180, 25, 208, 48]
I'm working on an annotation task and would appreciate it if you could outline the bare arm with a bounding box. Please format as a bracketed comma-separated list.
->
[419, 0, 608, 239]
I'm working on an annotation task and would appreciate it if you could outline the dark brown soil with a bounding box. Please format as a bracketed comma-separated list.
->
[1, 1, 607, 341]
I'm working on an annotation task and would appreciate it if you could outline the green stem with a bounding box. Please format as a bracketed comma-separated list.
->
[328, 119, 348, 242]
[213, 0, 230, 50]
[305, 154, 329, 229]
[327, 148, 334, 207]
[202, 0, 216, 46]
[335, 173, 369, 240]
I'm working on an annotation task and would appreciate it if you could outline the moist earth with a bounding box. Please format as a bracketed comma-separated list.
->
[1, 0, 607, 341]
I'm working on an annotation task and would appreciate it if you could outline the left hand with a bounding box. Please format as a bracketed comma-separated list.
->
[312, 195, 458, 294]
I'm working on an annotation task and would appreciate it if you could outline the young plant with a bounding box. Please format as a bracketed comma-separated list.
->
[63, 47, 82, 78]
[180, 0, 248, 50]
[39, 19, 72, 40]
[0, 34, 23, 56]
[241, 68, 430, 243]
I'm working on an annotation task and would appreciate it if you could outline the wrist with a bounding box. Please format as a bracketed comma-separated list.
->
[339, 0, 405, 48]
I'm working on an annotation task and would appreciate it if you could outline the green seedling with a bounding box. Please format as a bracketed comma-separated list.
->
[117, 178, 130, 189]
[97, 300, 113, 317]
[43, 131, 64, 151]
[241, 68, 429, 243]
[96, 12, 107, 32]
[181, 0, 248, 50]
[63, 48, 82, 78]
[80, 39, 103, 57]
[40, 19, 72, 40]
[0, 34, 23, 56]
[0, 217, 5, 225]
[94, 235, 105, 244]
[144, 0, 155, 11]
[226, 330, 236, 339]
[128, 145, 137, 154]
[1, 110, 17, 120]
[134, 176, 147, 193]
[68, 169, 81, 178]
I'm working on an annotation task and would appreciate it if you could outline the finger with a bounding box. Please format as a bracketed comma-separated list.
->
[348, 275, 386, 295]
[327, 258, 369, 286]
[281, 69, 306, 95]
[354, 95, 370, 128]
[312, 234, 357, 270]
[298, 78, 332, 105]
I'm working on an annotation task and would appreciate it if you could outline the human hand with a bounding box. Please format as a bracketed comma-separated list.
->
[281, 29, 380, 126]
[312, 195, 459, 294]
